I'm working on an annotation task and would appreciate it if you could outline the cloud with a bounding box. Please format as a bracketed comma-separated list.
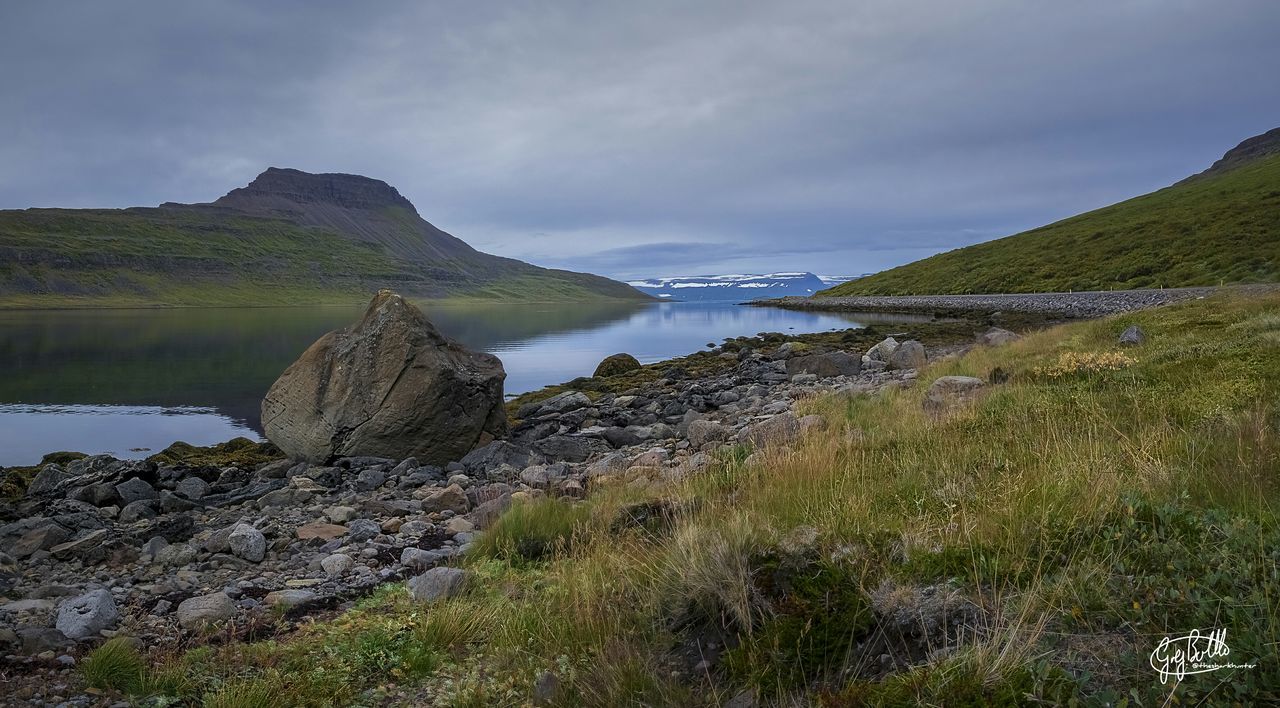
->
[1, 0, 1277, 278]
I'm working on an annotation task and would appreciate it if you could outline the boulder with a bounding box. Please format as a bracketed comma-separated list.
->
[533, 435, 610, 463]
[865, 337, 899, 362]
[321, 553, 355, 577]
[176, 592, 236, 630]
[593, 353, 642, 378]
[978, 327, 1020, 346]
[55, 589, 119, 640]
[228, 523, 267, 562]
[1119, 325, 1145, 346]
[421, 484, 470, 514]
[407, 567, 468, 603]
[923, 376, 987, 413]
[261, 291, 508, 465]
[687, 419, 731, 448]
[887, 340, 927, 371]
[738, 413, 801, 448]
[785, 352, 861, 379]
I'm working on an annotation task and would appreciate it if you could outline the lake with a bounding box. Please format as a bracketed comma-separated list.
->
[0, 301, 925, 466]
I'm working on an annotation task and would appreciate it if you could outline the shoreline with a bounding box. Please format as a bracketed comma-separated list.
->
[750, 284, 1277, 318]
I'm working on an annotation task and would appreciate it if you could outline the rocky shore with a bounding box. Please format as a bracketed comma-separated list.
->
[755, 284, 1275, 318]
[0, 308, 1018, 705]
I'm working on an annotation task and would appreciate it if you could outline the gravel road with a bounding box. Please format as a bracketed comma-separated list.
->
[754, 285, 1276, 318]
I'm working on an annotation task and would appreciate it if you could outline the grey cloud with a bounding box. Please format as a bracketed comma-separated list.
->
[1, 0, 1277, 278]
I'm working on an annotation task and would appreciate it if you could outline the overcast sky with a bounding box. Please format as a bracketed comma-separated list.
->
[1, 1, 1277, 279]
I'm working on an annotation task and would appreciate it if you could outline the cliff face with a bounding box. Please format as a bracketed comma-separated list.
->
[0, 168, 651, 306]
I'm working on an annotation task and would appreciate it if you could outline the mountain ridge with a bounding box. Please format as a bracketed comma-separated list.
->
[821, 127, 1280, 297]
[0, 168, 650, 307]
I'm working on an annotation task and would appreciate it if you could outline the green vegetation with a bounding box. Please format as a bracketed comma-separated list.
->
[824, 153, 1280, 295]
[80, 638, 147, 695]
[86, 293, 1280, 705]
[147, 437, 283, 468]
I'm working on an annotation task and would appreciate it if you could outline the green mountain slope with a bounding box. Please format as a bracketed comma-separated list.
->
[0, 168, 650, 307]
[823, 128, 1280, 296]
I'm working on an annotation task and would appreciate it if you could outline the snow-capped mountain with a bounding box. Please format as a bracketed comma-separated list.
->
[626, 272, 858, 302]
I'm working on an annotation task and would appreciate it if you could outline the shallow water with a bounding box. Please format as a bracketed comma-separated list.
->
[0, 301, 925, 465]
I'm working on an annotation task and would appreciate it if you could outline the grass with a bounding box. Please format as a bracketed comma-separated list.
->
[90, 291, 1280, 705]
[823, 153, 1280, 295]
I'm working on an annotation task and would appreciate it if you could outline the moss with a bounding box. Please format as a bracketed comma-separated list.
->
[593, 352, 642, 377]
[147, 437, 283, 467]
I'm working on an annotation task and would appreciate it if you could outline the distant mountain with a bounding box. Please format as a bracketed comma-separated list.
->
[822, 128, 1280, 297]
[628, 272, 855, 302]
[0, 167, 650, 307]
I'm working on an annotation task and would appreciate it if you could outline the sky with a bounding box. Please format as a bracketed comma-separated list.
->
[1, 1, 1277, 280]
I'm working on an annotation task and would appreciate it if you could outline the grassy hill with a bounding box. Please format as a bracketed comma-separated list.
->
[78, 291, 1280, 704]
[823, 129, 1280, 296]
[0, 168, 650, 307]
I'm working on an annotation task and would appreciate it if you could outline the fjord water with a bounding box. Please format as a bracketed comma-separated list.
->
[0, 301, 918, 465]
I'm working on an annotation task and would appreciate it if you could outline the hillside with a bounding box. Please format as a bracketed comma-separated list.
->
[627, 272, 853, 301]
[0, 168, 650, 307]
[823, 128, 1280, 296]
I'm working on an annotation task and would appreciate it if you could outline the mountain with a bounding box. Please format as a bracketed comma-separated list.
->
[627, 272, 854, 301]
[0, 167, 650, 307]
[822, 128, 1280, 297]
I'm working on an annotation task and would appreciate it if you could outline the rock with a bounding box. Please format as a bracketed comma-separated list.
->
[1119, 325, 1145, 346]
[923, 376, 987, 413]
[325, 505, 358, 523]
[887, 340, 927, 371]
[407, 567, 468, 603]
[421, 484, 470, 514]
[174, 476, 210, 500]
[228, 524, 267, 562]
[346, 519, 382, 543]
[738, 413, 800, 448]
[536, 391, 592, 415]
[55, 589, 119, 640]
[593, 353, 642, 378]
[264, 590, 318, 611]
[18, 627, 71, 654]
[159, 490, 196, 513]
[785, 352, 861, 379]
[176, 592, 236, 630]
[533, 435, 610, 463]
[261, 291, 508, 465]
[687, 419, 730, 448]
[865, 337, 899, 362]
[296, 521, 349, 541]
[13, 524, 71, 559]
[445, 516, 475, 534]
[533, 671, 562, 705]
[321, 553, 355, 576]
[466, 494, 513, 529]
[118, 499, 157, 523]
[798, 414, 827, 435]
[3, 598, 55, 612]
[355, 467, 387, 491]
[26, 464, 72, 497]
[978, 327, 1020, 346]
[460, 441, 537, 472]
[49, 529, 110, 562]
[114, 477, 158, 505]
[154, 543, 197, 567]
[401, 547, 445, 572]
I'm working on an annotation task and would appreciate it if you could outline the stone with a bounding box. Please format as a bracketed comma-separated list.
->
[978, 327, 1020, 346]
[26, 464, 71, 497]
[295, 521, 349, 541]
[346, 518, 382, 543]
[264, 590, 318, 611]
[118, 499, 157, 523]
[13, 524, 71, 559]
[325, 506, 358, 523]
[407, 567, 468, 603]
[1119, 325, 1145, 346]
[18, 627, 71, 654]
[174, 476, 210, 500]
[798, 414, 827, 435]
[687, 419, 731, 448]
[159, 490, 196, 513]
[785, 352, 861, 379]
[154, 543, 197, 567]
[176, 592, 236, 630]
[55, 589, 119, 640]
[533, 391, 591, 415]
[401, 547, 445, 572]
[466, 494, 512, 529]
[421, 484, 470, 514]
[923, 376, 987, 413]
[533, 435, 610, 462]
[444, 516, 475, 534]
[3, 598, 56, 613]
[593, 353, 642, 378]
[321, 553, 355, 577]
[49, 529, 110, 561]
[355, 467, 387, 491]
[114, 477, 158, 505]
[519, 465, 550, 488]
[262, 291, 508, 465]
[887, 340, 927, 371]
[228, 523, 267, 562]
[738, 413, 801, 448]
[865, 337, 900, 362]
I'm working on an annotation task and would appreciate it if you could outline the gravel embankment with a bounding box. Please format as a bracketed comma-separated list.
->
[755, 285, 1276, 318]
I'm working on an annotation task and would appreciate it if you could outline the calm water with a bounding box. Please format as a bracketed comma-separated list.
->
[0, 301, 923, 465]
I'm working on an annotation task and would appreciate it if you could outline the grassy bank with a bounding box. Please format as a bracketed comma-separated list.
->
[86, 292, 1280, 705]
[822, 153, 1280, 296]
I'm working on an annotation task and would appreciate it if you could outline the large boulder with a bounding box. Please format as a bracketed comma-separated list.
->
[262, 291, 508, 465]
[593, 353, 642, 378]
[923, 376, 987, 414]
[887, 340, 927, 371]
[785, 351, 861, 379]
